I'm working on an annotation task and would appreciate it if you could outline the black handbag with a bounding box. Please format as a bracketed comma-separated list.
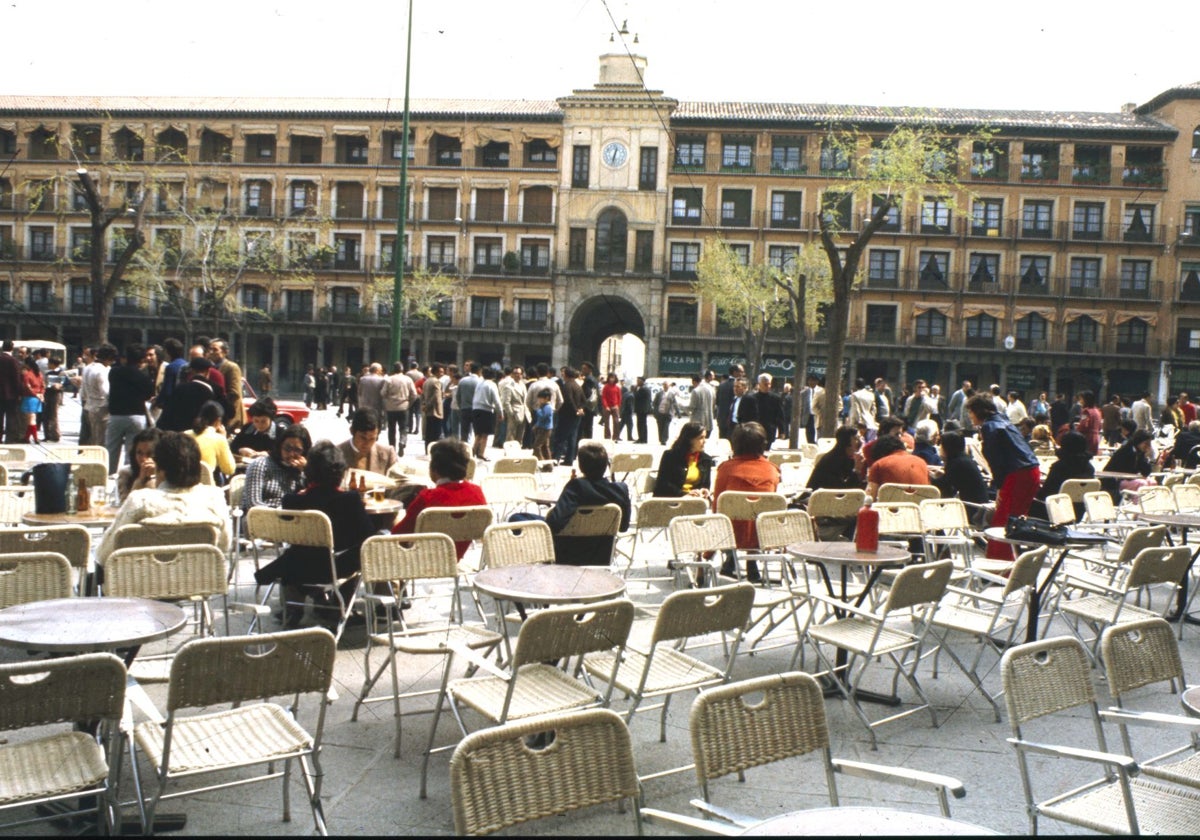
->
[1005, 515, 1067, 545]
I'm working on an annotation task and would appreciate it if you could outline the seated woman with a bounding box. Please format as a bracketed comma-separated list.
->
[243, 425, 310, 512]
[931, 431, 990, 526]
[254, 441, 376, 628]
[806, 427, 866, 492]
[116, 426, 162, 503]
[1100, 429, 1155, 502]
[230, 397, 280, 460]
[508, 442, 631, 566]
[187, 400, 236, 485]
[392, 438, 487, 559]
[712, 422, 780, 582]
[96, 431, 231, 569]
[653, 422, 713, 498]
[912, 419, 943, 466]
[1030, 431, 1094, 519]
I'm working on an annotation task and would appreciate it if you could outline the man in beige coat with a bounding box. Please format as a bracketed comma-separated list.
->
[381, 361, 417, 455]
[208, 339, 245, 431]
[499, 366, 530, 445]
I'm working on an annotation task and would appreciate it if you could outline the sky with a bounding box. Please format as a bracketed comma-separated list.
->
[2, 0, 1196, 114]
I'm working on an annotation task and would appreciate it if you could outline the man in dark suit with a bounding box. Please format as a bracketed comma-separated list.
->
[751, 373, 784, 442]
[730, 376, 757, 427]
[715, 363, 744, 440]
[0, 341, 21, 442]
[633, 376, 653, 444]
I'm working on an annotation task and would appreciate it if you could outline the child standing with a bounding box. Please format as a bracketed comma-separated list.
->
[533, 389, 555, 463]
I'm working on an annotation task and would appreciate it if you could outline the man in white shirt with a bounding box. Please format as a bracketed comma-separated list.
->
[1131, 391, 1155, 433]
[847, 378, 878, 437]
[903, 379, 939, 429]
[380, 361, 418, 455]
[80, 343, 117, 447]
[946, 379, 971, 427]
[1006, 391, 1029, 425]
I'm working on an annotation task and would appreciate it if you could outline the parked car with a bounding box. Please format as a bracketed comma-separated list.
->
[241, 380, 310, 427]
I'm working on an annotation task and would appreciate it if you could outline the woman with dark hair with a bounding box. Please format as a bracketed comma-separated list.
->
[187, 400, 235, 484]
[393, 438, 487, 559]
[96, 431, 231, 567]
[1162, 395, 1186, 431]
[1101, 429, 1155, 502]
[1035, 431, 1094, 503]
[116, 426, 163, 502]
[653, 421, 714, 498]
[18, 354, 44, 443]
[230, 397, 280, 459]
[242, 424, 311, 511]
[713, 422, 780, 581]
[932, 431, 989, 524]
[967, 393, 1040, 560]
[1075, 390, 1102, 456]
[254, 441, 375, 627]
[806, 426, 866, 492]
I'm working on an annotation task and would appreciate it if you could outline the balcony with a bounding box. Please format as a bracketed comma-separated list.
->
[517, 318, 550, 331]
[27, 297, 59, 313]
[333, 257, 361, 271]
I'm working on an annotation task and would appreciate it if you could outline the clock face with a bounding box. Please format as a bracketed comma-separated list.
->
[602, 141, 628, 168]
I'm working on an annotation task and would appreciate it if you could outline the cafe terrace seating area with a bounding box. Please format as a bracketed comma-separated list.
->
[3, 436, 1200, 835]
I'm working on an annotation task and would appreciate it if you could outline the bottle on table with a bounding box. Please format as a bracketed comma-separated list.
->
[66, 472, 78, 515]
[854, 503, 879, 552]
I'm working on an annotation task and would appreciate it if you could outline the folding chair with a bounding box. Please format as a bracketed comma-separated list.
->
[805, 488, 865, 541]
[112, 522, 220, 551]
[766, 450, 804, 468]
[918, 497, 977, 577]
[131, 629, 336, 835]
[46, 445, 109, 465]
[667, 512, 734, 588]
[1060, 477, 1101, 514]
[0, 653, 127, 834]
[0, 525, 89, 593]
[478, 473, 537, 521]
[489, 455, 537, 475]
[1001, 635, 1200, 834]
[1173, 482, 1200, 513]
[420, 597, 635, 798]
[555, 503, 623, 569]
[1054, 523, 1166, 598]
[0, 444, 33, 462]
[612, 496, 708, 582]
[414, 505, 494, 576]
[450, 708, 642, 836]
[611, 451, 653, 482]
[928, 545, 1048, 721]
[1138, 484, 1178, 514]
[0, 551, 73, 607]
[1101, 618, 1200, 791]
[1044, 492, 1076, 527]
[713, 490, 788, 580]
[352, 533, 503, 757]
[876, 483, 940, 504]
[226, 473, 247, 581]
[804, 559, 953, 749]
[65, 460, 108, 495]
[640, 672, 964, 834]
[0, 486, 35, 526]
[475, 520, 556, 629]
[755, 507, 817, 598]
[582, 583, 754, 757]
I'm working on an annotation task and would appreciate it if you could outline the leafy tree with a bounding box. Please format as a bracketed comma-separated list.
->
[815, 119, 987, 437]
[370, 265, 466, 363]
[770, 245, 833, 446]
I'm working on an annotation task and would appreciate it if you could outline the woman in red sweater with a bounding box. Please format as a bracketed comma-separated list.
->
[1075, 390, 1102, 456]
[18, 355, 45, 443]
[392, 438, 487, 559]
[600, 372, 623, 440]
[713, 422, 780, 582]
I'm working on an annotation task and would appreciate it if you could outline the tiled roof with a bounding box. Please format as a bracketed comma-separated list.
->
[1136, 82, 1200, 114]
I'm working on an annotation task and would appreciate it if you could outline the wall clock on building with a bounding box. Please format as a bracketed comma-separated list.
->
[601, 141, 628, 168]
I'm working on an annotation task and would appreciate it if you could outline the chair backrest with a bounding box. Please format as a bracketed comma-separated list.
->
[0, 552, 73, 607]
[876, 483, 940, 504]
[1125, 545, 1191, 590]
[755, 509, 814, 551]
[557, 504, 623, 538]
[491, 456, 537, 475]
[479, 473, 538, 505]
[873, 502, 922, 536]
[1163, 472, 1184, 488]
[1172, 483, 1200, 512]
[0, 524, 89, 568]
[635, 496, 708, 532]
[706, 437, 732, 460]
[669, 513, 737, 556]
[882, 559, 953, 614]
[166, 628, 336, 712]
[227, 473, 246, 509]
[0, 444, 32, 462]
[690, 672, 830, 789]
[0, 463, 7, 485]
[806, 488, 866, 519]
[777, 461, 813, 492]
[361, 532, 460, 583]
[105, 544, 228, 600]
[651, 582, 755, 645]
[1001, 636, 1096, 726]
[501, 440, 526, 456]
[47, 445, 108, 465]
[1114, 525, 1167, 565]
[113, 522, 221, 551]
[1100, 617, 1185, 703]
[1060, 478, 1101, 504]
[245, 507, 334, 550]
[450, 708, 641, 837]
[1082, 490, 1118, 523]
[511, 598, 635, 669]
[631, 468, 657, 498]
[918, 497, 971, 532]
[1002, 546, 1048, 599]
[714, 491, 787, 525]
[414, 505, 494, 543]
[1044, 493, 1076, 527]
[767, 451, 805, 467]
[610, 452, 653, 476]
[0, 486, 35, 526]
[481, 520, 555, 568]
[68, 461, 108, 493]
[0, 652, 126, 732]
[1137, 484, 1177, 514]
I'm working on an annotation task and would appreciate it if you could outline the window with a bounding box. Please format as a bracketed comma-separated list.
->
[69, 228, 91, 262]
[1072, 202, 1104, 240]
[972, 199, 1003, 236]
[968, 253, 999, 287]
[1066, 316, 1100, 351]
[28, 179, 57, 212]
[478, 141, 510, 168]
[971, 141, 1007, 180]
[594, 208, 628, 273]
[156, 181, 184, 213]
[635, 230, 654, 272]
[244, 181, 271, 216]
[768, 245, 798, 273]
[0, 179, 9, 211]
[242, 285, 268, 311]
[669, 242, 700, 278]
[671, 188, 702, 225]
[377, 235, 401, 270]
[865, 305, 897, 342]
[155, 229, 182, 267]
[572, 145, 590, 188]
[333, 235, 360, 269]
[383, 130, 414, 161]
[720, 189, 751, 227]
[1016, 314, 1048, 347]
[727, 244, 750, 265]
[721, 135, 753, 170]
[27, 127, 57, 160]
[289, 181, 316, 216]
[1120, 259, 1152, 299]
[820, 191, 852, 228]
[1124, 146, 1164, 186]
[0, 225, 10, 257]
[70, 279, 92, 313]
[921, 197, 951, 233]
[426, 187, 457, 221]
[474, 188, 505, 222]
[155, 128, 188, 162]
[468, 237, 501, 273]
[199, 130, 232, 163]
[1072, 144, 1110, 185]
[287, 289, 314, 319]
[914, 310, 948, 344]
[871, 195, 900, 231]
[287, 135, 321, 165]
[1022, 200, 1054, 238]
[334, 182, 364, 219]
[520, 238, 550, 274]
[27, 281, 53, 311]
[522, 187, 553, 224]
[516, 298, 549, 329]
[426, 236, 456, 272]
[0, 129, 13, 156]
[1021, 143, 1057, 181]
[771, 137, 804, 173]
[71, 184, 89, 212]
[1182, 263, 1200, 301]
[638, 147, 658, 190]
[379, 185, 405, 220]
[330, 287, 360, 315]
[28, 226, 54, 260]
[917, 251, 949, 290]
[965, 314, 998, 346]
[1183, 206, 1200, 244]
[568, 228, 586, 270]
[109, 228, 132, 262]
[335, 135, 368, 165]
[666, 299, 698, 335]
[1116, 318, 1148, 352]
[867, 250, 900, 288]
[1019, 255, 1051, 292]
[819, 138, 849, 174]
[1069, 257, 1102, 295]
[244, 134, 274, 162]
[470, 296, 500, 329]
[674, 135, 705, 169]
[1123, 204, 1154, 243]
[770, 191, 802, 228]
[525, 139, 557, 167]
[431, 134, 461, 166]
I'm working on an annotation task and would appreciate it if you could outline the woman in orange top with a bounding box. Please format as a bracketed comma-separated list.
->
[713, 421, 780, 582]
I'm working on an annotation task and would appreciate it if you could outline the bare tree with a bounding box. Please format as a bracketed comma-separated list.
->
[74, 168, 148, 345]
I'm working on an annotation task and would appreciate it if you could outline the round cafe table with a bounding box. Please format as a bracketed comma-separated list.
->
[364, 497, 404, 528]
[22, 505, 120, 527]
[1182, 685, 1200, 718]
[473, 563, 626, 606]
[0, 596, 185, 656]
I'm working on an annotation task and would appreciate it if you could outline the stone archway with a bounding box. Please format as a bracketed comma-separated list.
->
[565, 293, 645, 368]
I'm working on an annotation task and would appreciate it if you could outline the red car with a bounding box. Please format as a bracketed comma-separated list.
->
[241, 381, 310, 427]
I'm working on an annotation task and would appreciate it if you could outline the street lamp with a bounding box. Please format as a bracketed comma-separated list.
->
[389, 0, 414, 365]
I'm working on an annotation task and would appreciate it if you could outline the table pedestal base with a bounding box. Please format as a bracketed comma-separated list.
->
[818, 673, 902, 706]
